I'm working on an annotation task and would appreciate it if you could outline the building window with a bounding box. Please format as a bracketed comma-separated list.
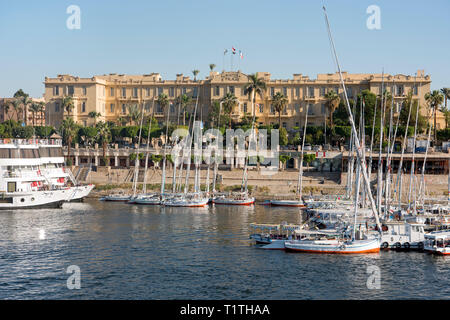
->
[335, 87, 339, 94]
[146, 88, 150, 96]
[283, 87, 287, 96]
[122, 104, 126, 114]
[193, 87, 198, 98]
[347, 87, 353, 98]
[270, 87, 275, 96]
[259, 104, 264, 113]
[321, 103, 326, 114]
[320, 87, 326, 97]
[282, 122, 287, 128]
[170, 103, 175, 113]
[308, 87, 314, 98]
[413, 85, 418, 95]
[295, 122, 299, 127]
[110, 103, 115, 113]
[158, 87, 163, 95]
[68, 86, 74, 95]
[55, 102, 60, 112]
[133, 88, 138, 98]
[295, 87, 300, 97]
[110, 88, 114, 96]
[214, 86, 220, 96]
[145, 102, 150, 112]
[182, 87, 187, 95]
[81, 102, 86, 113]
[308, 104, 314, 115]
[82, 86, 87, 95]
[122, 88, 126, 97]
[270, 104, 275, 114]
[169, 87, 174, 97]
[228, 86, 234, 95]
[243, 103, 247, 113]
[54, 86, 59, 96]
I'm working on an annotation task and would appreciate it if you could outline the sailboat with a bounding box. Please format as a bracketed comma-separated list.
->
[163, 88, 209, 207]
[270, 103, 310, 208]
[284, 6, 382, 254]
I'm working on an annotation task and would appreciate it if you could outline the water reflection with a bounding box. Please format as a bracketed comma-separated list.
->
[1, 200, 450, 299]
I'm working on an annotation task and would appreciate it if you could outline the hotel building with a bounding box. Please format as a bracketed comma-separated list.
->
[43, 70, 442, 130]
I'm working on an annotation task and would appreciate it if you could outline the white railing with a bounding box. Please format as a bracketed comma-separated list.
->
[0, 138, 62, 146]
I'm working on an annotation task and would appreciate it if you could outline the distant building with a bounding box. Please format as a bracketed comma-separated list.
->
[0, 97, 46, 126]
[43, 70, 442, 129]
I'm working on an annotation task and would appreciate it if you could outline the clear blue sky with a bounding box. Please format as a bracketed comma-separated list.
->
[0, 0, 448, 98]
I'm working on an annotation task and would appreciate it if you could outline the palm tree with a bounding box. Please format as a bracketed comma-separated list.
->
[441, 88, 450, 109]
[29, 102, 41, 127]
[61, 96, 74, 116]
[95, 121, 111, 163]
[209, 64, 216, 72]
[192, 70, 200, 82]
[324, 90, 340, 128]
[88, 111, 101, 125]
[221, 92, 239, 128]
[37, 102, 45, 126]
[10, 98, 22, 121]
[60, 117, 77, 165]
[127, 104, 142, 125]
[425, 90, 444, 142]
[244, 74, 266, 123]
[176, 94, 191, 126]
[20, 96, 32, 125]
[117, 116, 128, 126]
[271, 92, 288, 128]
[157, 93, 170, 123]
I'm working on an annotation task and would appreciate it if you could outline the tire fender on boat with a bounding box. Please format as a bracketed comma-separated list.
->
[403, 242, 410, 250]
[394, 242, 402, 250]
[381, 242, 389, 249]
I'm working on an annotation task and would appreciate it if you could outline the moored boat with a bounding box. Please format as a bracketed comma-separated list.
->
[424, 231, 450, 255]
[285, 238, 380, 254]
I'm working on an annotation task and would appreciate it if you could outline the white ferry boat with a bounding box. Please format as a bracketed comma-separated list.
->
[424, 231, 450, 255]
[0, 138, 93, 209]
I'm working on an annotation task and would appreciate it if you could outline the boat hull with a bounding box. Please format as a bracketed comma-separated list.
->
[213, 197, 255, 205]
[284, 239, 380, 254]
[270, 200, 305, 207]
[0, 189, 70, 210]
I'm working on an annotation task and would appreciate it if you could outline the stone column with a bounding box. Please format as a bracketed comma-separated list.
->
[115, 156, 119, 167]
[75, 155, 79, 166]
[94, 156, 99, 166]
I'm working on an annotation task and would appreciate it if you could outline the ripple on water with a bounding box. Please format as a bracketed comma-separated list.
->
[0, 200, 449, 299]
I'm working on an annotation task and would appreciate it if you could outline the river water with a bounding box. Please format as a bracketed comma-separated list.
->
[1, 200, 449, 300]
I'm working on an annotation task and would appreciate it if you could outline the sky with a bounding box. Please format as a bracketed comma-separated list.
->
[0, 0, 448, 98]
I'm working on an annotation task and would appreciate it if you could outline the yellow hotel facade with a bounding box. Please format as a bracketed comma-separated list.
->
[43, 69, 443, 130]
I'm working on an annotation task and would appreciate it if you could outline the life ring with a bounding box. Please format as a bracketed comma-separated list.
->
[339, 244, 346, 251]
[381, 242, 389, 249]
[394, 242, 402, 250]
[403, 242, 410, 250]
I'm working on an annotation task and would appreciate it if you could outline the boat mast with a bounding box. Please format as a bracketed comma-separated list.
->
[395, 84, 414, 208]
[323, 6, 383, 233]
[418, 104, 437, 208]
[183, 91, 200, 194]
[142, 108, 154, 195]
[384, 81, 394, 215]
[296, 103, 309, 199]
[367, 95, 378, 189]
[160, 97, 171, 197]
[408, 93, 421, 213]
[376, 71, 385, 218]
[132, 100, 147, 197]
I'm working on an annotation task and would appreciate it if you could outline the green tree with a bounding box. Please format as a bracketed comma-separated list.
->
[60, 117, 77, 165]
[441, 88, 450, 109]
[29, 102, 41, 127]
[279, 127, 288, 146]
[176, 94, 192, 126]
[96, 121, 111, 161]
[425, 90, 444, 142]
[244, 74, 266, 124]
[220, 92, 239, 128]
[271, 92, 288, 128]
[192, 70, 200, 81]
[324, 90, 340, 128]
[127, 104, 142, 125]
[88, 111, 102, 125]
[209, 64, 216, 72]
[61, 96, 75, 116]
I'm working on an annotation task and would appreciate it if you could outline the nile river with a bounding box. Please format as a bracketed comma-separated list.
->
[1, 200, 450, 299]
